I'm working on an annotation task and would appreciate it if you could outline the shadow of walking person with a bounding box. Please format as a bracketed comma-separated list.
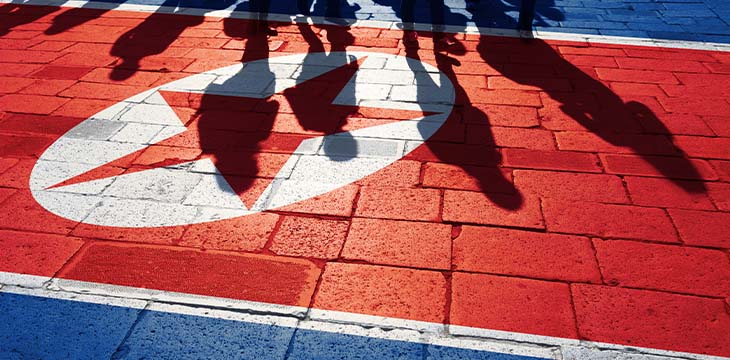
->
[291, 21, 360, 161]
[45, 0, 123, 35]
[465, 0, 706, 194]
[178, 14, 281, 201]
[1, 0, 61, 37]
[404, 34, 524, 210]
[109, 0, 233, 81]
[477, 36, 707, 194]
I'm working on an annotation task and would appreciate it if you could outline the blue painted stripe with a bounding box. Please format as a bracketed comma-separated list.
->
[0, 292, 547, 360]
[66, 0, 730, 44]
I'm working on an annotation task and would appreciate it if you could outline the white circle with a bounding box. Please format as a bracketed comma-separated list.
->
[30, 52, 455, 228]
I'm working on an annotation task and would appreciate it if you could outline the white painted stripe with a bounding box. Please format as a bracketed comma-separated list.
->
[1, 281, 554, 359]
[2, 0, 729, 52]
[1, 272, 728, 360]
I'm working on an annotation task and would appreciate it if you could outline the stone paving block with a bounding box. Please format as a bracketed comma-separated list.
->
[443, 190, 544, 230]
[355, 186, 441, 221]
[18, 78, 77, 96]
[668, 209, 730, 249]
[354, 159, 421, 187]
[624, 176, 715, 210]
[600, 154, 718, 180]
[59, 242, 321, 306]
[313, 262, 447, 323]
[0, 230, 84, 280]
[555, 132, 678, 155]
[572, 284, 730, 356]
[542, 199, 678, 243]
[64, 118, 125, 140]
[423, 162, 514, 193]
[0, 93, 69, 114]
[270, 216, 349, 260]
[451, 273, 577, 339]
[179, 212, 280, 251]
[513, 169, 628, 203]
[0, 291, 143, 360]
[502, 148, 602, 173]
[674, 136, 730, 160]
[593, 238, 730, 297]
[0, 76, 35, 94]
[453, 226, 600, 283]
[342, 218, 451, 270]
[116, 303, 296, 359]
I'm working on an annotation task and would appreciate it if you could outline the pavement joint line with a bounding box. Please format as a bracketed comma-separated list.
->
[2, 272, 728, 360]
[1, 0, 729, 52]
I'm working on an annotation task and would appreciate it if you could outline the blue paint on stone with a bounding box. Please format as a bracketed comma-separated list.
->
[0, 293, 548, 360]
[0, 292, 141, 360]
[288, 328, 547, 360]
[76, 0, 730, 43]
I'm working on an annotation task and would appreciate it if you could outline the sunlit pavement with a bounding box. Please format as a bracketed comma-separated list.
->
[1, 0, 729, 359]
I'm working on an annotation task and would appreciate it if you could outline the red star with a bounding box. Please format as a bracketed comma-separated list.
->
[50, 57, 434, 208]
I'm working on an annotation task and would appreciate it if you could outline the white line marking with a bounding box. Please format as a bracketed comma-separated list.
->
[2, 0, 729, 52]
[1, 272, 728, 360]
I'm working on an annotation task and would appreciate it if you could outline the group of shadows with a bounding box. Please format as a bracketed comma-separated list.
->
[1, 0, 707, 210]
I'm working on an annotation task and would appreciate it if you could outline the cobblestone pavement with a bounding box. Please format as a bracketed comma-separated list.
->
[1, 0, 729, 359]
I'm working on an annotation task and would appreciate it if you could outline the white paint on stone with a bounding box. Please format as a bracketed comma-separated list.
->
[31, 51, 454, 228]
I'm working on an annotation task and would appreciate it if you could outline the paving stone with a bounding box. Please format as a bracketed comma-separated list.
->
[593, 238, 730, 297]
[572, 284, 730, 356]
[513, 169, 628, 203]
[624, 176, 715, 210]
[451, 273, 577, 339]
[179, 212, 280, 252]
[270, 216, 349, 260]
[0, 94, 69, 114]
[65, 119, 125, 140]
[600, 154, 718, 180]
[355, 186, 441, 221]
[342, 218, 451, 270]
[60, 242, 320, 306]
[453, 226, 600, 283]
[443, 190, 544, 230]
[116, 304, 295, 359]
[313, 262, 447, 323]
[542, 199, 678, 243]
[502, 148, 602, 173]
[0, 230, 84, 279]
[668, 209, 730, 249]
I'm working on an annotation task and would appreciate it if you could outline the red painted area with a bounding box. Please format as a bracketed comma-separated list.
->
[59, 242, 321, 307]
[0, 5, 729, 357]
[453, 226, 601, 283]
[593, 239, 730, 297]
[0, 230, 84, 276]
[573, 284, 730, 356]
[342, 218, 452, 270]
[313, 262, 448, 323]
[451, 273, 578, 339]
[269, 216, 349, 260]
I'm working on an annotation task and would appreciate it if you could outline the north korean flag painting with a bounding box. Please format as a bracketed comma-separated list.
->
[1, 0, 729, 359]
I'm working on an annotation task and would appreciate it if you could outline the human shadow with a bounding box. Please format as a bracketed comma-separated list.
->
[0, 0, 61, 36]
[471, 1, 706, 193]
[466, 0, 563, 31]
[290, 20, 359, 161]
[190, 2, 365, 199]
[109, 0, 234, 81]
[404, 33, 524, 209]
[183, 6, 280, 201]
[44, 0, 124, 35]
